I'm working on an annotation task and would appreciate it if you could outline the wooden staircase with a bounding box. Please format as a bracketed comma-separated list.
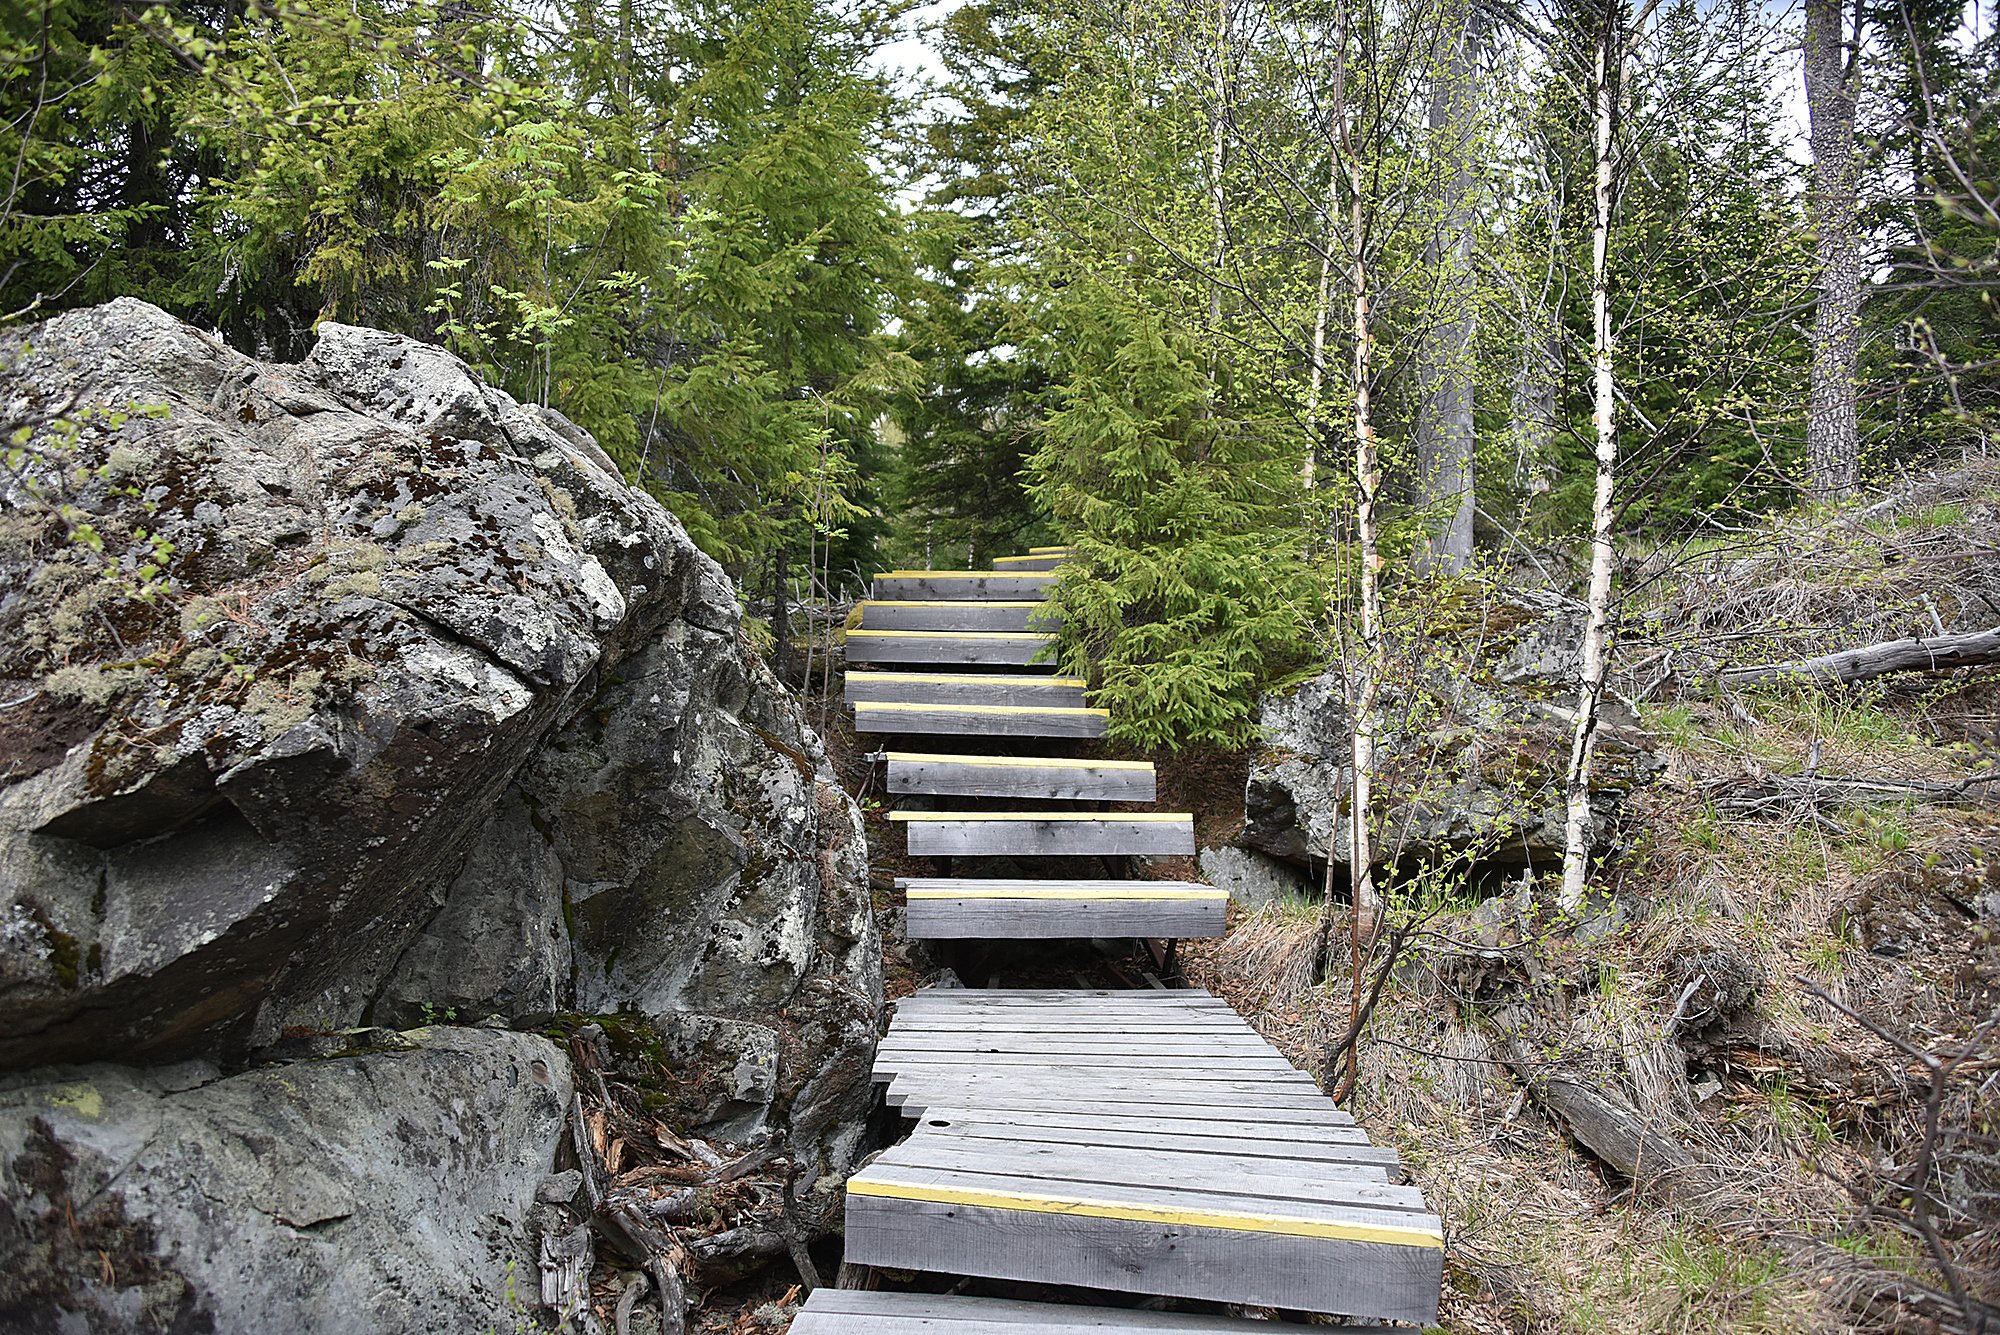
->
[845, 545, 1214, 939]
[807, 545, 1444, 1332]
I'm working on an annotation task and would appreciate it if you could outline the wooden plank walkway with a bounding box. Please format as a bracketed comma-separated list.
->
[844, 988, 1444, 1324]
[818, 543, 1441, 1330]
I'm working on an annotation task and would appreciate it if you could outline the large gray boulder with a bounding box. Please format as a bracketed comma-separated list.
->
[0, 301, 880, 1325]
[0, 1027, 569, 1333]
[1242, 592, 1660, 873]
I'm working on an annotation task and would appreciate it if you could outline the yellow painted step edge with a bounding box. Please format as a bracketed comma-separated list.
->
[1028, 546, 1071, 554]
[888, 811, 1192, 822]
[992, 554, 1063, 564]
[884, 752, 1150, 771]
[855, 703, 1107, 717]
[847, 1175, 1444, 1249]
[873, 570, 1051, 579]
[904, 887, 1226, 900]
[849, 671, 1087, 687]
[862, 600, 1045, 608]
[849, 630, 1055, 641]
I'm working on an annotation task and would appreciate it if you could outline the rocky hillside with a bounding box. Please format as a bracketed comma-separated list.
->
[0, 301, 879, 1332]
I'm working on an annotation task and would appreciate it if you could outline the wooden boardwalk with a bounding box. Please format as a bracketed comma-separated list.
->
[816, 545, 1443, 1330]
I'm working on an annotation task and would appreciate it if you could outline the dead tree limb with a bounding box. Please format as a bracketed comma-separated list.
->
[1702, 772, 2000, 814]
[1490, 1017, 1726, 1204]
[1719, 627, 2000, 687]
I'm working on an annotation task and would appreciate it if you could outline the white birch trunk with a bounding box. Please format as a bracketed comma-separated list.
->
[1560, 24, 1622, 912]
[1302, 158, 1341, 492]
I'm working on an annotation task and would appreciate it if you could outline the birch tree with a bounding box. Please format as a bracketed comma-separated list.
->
[1558, 2, 1628, 912]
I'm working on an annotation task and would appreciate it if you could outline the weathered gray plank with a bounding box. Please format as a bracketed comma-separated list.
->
[886, 755, 1155, 802]
[795, 1289, 1380, 1332]
[873, 1135, 1401, 1196]
[909, 1118, 1398, 1167]
[877, 1034, 1283, 1056]
[893, 814, 1196, 857]
[876, 1050, 1294, 1074]
[904, 899, 1226, 940]
[846, 631, 1056, 667]
[843, 1193, 1443, 1324]
[872, 572, 1055, 600]
[903, 1106, 1365, 1140]
[892, 986, 1227, 1003]
[844, 671, 1089, 707]
[860, 601, 1059, 632]
[885, 1071, 1328, 1101]
[855, 704, 1108, 738]
[990, 554, 1068, 571]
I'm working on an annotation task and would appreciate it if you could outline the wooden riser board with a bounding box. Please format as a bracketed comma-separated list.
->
[845, 671, 1087, 708]
[792, 1290, 1393, 1333]
[892, 813, 1196, 857]
[855, 704, 1108, 738]
[873, 572, 1054, 600]
[885, 755, 1154, 801]
[844, 1192, 1442, 1325]
[904, 898, 1226, 939]
[846, 631, 1055, 667]
[990, 554, 1067, 571]
[859, 600, 1059, 632]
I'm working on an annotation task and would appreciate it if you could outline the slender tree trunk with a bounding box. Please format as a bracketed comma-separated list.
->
[769, 537, 792, 683]
[1339, 0, 1383, 972]
[1205, 0, 1231, 397]
[1560, 21, 1622, 913]
[1302, 158, 1340, 493]
[1412, 2, 1479, 573]
[1803, 0, 1862, 499]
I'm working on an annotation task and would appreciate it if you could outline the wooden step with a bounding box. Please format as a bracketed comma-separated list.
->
[845, 1145, 1441, 1324]
[889, 811, 1196, 856]
[899, 878, 1225, 939]
[791, 1290, 1374, 1334]
[992, 553, 1067, 571]
[872, 570, 1054, 600]
[884, 753, 1154, 801]
[845, 671, 1088, 708]
[845, 630, 1054, 667]
[858, 600, 1056, 632]
[854, 703, 1108, 738]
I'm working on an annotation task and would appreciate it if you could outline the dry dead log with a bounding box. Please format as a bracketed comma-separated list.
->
[1492, 1022, 1726, 1204]
[1702, 772, 2000, 814]
[1719, 626, 2000, 687]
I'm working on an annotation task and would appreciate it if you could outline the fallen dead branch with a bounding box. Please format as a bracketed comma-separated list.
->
[1701, 771, 2000, 814]
[1719, 627, 2000, 688]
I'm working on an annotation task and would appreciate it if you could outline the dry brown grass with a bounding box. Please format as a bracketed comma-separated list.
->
[1184, 613, 1998, 1333]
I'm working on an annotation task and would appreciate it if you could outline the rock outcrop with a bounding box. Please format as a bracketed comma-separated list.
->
[0, 300, 879, 1330]
[2, 1028, 569, 1333]
[1241, 592, 1661, 873]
